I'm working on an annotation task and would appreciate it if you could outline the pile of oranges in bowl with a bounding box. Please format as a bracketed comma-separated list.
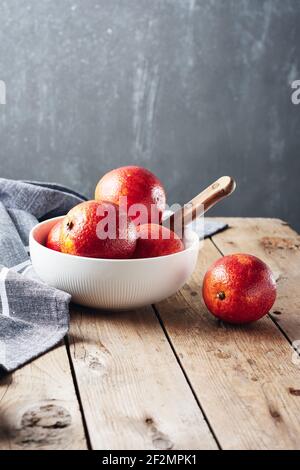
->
[46, 165, 184, 259]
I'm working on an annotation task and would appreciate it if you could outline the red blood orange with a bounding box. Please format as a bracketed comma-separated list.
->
[46, 220, 63, 252]
[202, 253, 277, 324]
[60, 200, 137, 259]
[133, 223, 184, 258]
[95, 166, 166, 225]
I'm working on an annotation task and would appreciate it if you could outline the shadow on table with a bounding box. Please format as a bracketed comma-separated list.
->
[68, 302, 159, 348]
[0, 373, 14, 444]
[68, 301, 281, 350]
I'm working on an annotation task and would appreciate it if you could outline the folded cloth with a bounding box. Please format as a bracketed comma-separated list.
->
[193, 219, 228, 239]
[0, 178, 227, 375]
[0, 179, 86, 375]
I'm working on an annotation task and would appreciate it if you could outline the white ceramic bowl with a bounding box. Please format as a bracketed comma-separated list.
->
[29, 216, 199, 310]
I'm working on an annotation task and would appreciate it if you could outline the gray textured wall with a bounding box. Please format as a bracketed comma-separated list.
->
[0, 0, 300, 229]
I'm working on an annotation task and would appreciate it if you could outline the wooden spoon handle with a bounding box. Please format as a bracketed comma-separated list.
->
[163, 176, 236, 234]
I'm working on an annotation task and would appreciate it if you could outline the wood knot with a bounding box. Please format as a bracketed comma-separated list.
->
[21, 404, 71, 429]
[268, 405, 282, 422]
[247, 358, 256, 366]
[89, 357, 106, 374]
[144, 416, 173, 450]
[13, 403, 72, 448]
[145, 417, 154, 425]
[86, 350, 110, 377]
[289, 387, 300, 396]
[215, 349, 231, 360]
[261, 236, 300, 251]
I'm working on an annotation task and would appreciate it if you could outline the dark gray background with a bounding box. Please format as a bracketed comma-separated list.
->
[0, 0, 299, 229]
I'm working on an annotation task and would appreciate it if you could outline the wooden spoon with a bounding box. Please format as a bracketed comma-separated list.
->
[162, 176, 236, 236]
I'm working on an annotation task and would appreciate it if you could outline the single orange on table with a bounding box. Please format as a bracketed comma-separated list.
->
[202, 253, 277, 324]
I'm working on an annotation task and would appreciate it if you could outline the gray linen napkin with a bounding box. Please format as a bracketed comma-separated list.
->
[0, 178, 85, 375]
[192, 219, 228, 239]
[0, 178, 226, 375]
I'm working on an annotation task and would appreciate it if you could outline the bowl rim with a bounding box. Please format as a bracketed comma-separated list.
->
[30, 216, 199, 263]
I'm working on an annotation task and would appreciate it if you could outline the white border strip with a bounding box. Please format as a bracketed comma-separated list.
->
[0, 267, 10, 317]
[11, 259, 31, 273]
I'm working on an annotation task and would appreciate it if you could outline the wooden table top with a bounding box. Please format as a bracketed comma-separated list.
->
[1, 217, 300, 451]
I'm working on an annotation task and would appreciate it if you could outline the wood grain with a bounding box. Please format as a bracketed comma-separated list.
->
[0, 343, 87, 450]
[68, 305, 218, 450]
[2, 217, 299, 451]
[155, 235, 300, 450]
[211, 217, 300, 343]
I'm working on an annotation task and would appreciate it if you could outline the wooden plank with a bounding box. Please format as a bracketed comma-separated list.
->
[155, 236, 300, 450]
[68, 305, 218, 450]
[0, 343, 87, 450]
[211, 217, 300, 343]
